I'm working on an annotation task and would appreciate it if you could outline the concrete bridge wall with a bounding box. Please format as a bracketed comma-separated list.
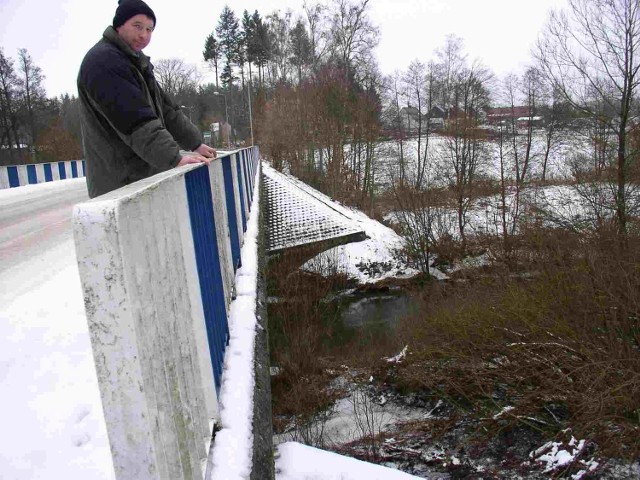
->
[72, 147, 269, 479]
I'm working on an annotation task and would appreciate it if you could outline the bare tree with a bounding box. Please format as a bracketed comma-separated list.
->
[0, 48, 24, 160]
[437, 62, 492, 248]
[350, 385, 385, 461]
[403, 60, 439, 189]
[37, 116, 82, 163]
[402, 61, 425, 185]
[328, 0, 379, 82]
[436, 35, 467, 113]
[267, 10, 293, 83]
[496, 118, 510, 243]
[303, 1, 329, 72]
[17, 49, 45, 146]
[539, 83, 570, 182]
[500, 69, 539, 236]
[154, 58, 201, 100]
[384, 71, 408, 186]
[289, 18, 313, 84]
[391, 183, 448, 275]
[349, 70, 381, 210]
[519, 68, 543, 182]
[536, 0, 640, 235]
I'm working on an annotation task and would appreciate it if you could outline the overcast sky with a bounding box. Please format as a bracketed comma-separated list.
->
[1, 0, 567, 98]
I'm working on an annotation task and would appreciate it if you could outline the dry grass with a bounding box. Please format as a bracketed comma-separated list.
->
[388, 228, 640, 458]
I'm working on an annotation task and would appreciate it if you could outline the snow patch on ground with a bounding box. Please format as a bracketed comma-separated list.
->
[276, 441, 421, 479]
[303, 203, 445, 283]
[529, 436, 589, 476]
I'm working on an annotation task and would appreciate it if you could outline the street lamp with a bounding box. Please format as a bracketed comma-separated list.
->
[213, 92, 230, 149]
[247, 80, 254, 146]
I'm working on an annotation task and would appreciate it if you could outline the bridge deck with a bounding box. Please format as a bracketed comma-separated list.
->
[263, 164, 367, 254]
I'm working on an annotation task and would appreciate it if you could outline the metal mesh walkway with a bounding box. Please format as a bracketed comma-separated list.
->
[263, 164, 366, 253]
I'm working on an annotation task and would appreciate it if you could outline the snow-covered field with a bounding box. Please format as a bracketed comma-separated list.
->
[372, 128, 592, 188]
[385, 182, 631, 244]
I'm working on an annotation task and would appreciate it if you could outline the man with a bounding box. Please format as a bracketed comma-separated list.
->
[78, 0, 217, 198]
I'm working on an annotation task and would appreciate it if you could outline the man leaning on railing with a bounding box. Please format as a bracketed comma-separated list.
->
[77, 0, 217, 198]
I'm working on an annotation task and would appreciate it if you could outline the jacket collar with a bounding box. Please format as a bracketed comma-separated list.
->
[102, 26, 151, 71]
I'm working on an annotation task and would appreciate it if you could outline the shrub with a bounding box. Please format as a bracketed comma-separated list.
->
[389, 228, 640, 458]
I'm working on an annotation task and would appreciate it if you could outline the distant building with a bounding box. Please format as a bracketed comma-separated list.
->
[209, 121, 232, 148]
[486, 106, 534, 126]
[398, 105, 448, 132]
[399, 106, 421, 133]
[516, 116, 543, 129]
[426, 105, 447, 129]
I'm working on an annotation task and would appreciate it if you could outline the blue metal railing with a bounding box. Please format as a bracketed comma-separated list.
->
[183, 146, 259, 396]
[222, 156, 242, 270]
[1, 159, 86, 189]
[185, 165, 229, 395]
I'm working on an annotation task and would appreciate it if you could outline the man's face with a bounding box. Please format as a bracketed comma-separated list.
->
[116, 14, 154, 52]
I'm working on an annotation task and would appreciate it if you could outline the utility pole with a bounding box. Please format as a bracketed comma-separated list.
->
[213, 92, 230, 149]
[248, 79, 254, 146]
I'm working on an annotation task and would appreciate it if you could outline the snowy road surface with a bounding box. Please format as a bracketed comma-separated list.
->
[0, 179, 116, 479]
[0, 178, 88, 278]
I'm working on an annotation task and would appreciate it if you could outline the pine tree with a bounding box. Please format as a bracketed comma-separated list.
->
[203, 33, 220, 89]
[289, 19, 312, 85]
[242, 10, 257, 84]
[215, 6, 241, 88]
[267, 11, 292, 83]
[251, 11, 271, 86]
[236, 22, 247, 89]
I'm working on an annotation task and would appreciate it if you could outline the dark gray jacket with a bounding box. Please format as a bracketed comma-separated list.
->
[78, 27, 202, 198]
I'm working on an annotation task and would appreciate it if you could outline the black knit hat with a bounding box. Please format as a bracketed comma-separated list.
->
[113, 0, 156, 29]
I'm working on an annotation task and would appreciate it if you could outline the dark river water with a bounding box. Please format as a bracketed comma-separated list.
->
[338, 290, 417, 328]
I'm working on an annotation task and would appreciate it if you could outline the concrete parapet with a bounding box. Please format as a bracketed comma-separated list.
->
[72, 147, 265, 479]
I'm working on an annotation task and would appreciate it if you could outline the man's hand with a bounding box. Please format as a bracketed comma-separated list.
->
[194, 144, 217, 158]
[177, 154, 211, 167]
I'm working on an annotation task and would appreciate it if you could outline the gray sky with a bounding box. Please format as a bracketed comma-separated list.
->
[0, 0, 567, 98]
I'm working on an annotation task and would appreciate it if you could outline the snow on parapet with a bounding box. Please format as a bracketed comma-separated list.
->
[263, 164, 366, 253]
[262, 165, 436, 284]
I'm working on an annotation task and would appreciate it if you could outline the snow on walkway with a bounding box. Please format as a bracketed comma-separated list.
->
[0, 237, 116, 479]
